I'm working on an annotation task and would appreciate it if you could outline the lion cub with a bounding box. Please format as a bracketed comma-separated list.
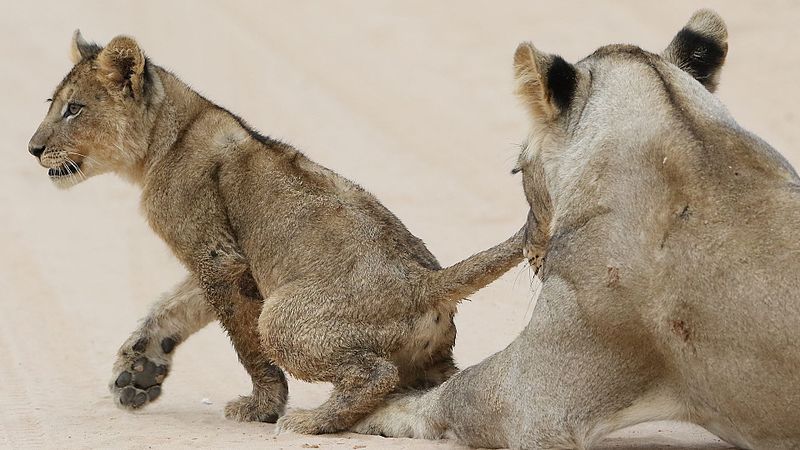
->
[28, 31, 524, 434]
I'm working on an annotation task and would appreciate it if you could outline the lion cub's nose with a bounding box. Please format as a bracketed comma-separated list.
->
[29, 144, 45, 158]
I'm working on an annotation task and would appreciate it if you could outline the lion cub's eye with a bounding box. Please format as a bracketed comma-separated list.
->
[64, 102, 83, 118]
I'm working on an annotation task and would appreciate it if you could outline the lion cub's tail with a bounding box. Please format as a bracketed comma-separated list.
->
[418, 226, 525, 306]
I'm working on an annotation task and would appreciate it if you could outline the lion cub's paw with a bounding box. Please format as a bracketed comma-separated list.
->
[110, 336, 174, 410]
[224, 395, 284, 423]
[277, 409, 335, 435]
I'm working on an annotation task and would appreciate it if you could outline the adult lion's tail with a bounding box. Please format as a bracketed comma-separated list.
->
[417, 227, 525, 307]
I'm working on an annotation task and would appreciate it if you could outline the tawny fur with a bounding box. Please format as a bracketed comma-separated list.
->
[29, 31, 524, 433]
[353, 10, 800, 449]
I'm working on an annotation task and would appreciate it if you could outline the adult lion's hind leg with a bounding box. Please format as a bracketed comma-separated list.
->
[110, 275, 215, 409]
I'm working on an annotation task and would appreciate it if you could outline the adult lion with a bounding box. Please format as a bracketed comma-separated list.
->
[354, 10, 800, 449]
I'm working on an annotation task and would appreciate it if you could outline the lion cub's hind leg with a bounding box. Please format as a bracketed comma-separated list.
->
[278, 352, 400, 434]
[110, 276, 215, 409]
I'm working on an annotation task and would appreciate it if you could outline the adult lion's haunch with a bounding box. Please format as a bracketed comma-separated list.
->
[354, 10, 800, 449]
[28, 31, 524, 434]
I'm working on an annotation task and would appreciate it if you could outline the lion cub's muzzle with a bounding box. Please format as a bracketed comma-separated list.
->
[47, 161, 81, 177]
[32, 145, 83, 180]
[29, 143, 46, 159]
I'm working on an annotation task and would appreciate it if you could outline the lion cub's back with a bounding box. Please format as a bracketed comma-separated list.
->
[217, 135, 441, 285]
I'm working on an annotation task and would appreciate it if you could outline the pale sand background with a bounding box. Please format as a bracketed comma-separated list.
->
[1, 1, 798, 448]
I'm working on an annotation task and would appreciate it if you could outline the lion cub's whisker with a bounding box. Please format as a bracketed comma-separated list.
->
[67, 151, 105, 168]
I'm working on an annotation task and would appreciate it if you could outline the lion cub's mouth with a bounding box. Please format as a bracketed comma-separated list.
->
[48, 162, 81, 177]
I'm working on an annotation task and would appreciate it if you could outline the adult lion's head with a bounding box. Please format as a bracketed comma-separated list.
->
[513, 10, 730, 263]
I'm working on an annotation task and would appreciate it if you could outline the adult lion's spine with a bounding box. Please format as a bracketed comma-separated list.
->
[418, 227, 525, 306]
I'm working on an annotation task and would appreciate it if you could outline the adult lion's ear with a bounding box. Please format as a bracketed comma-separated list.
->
[662, 9, 728, 92]
[70, 29, 100, 64]
[513, 42, 577, 122]
[97, 35, 146, 99]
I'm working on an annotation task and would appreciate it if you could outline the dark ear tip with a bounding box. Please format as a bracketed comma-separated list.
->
[686, 9, 727, 43]
[547, 55, 578, 111]
[662, 10, 728, 92]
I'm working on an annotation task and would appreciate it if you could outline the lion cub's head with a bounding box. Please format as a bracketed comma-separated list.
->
[28, 31, 154, 188]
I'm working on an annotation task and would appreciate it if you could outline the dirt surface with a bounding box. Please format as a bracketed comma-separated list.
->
[2, 1, 797, 448]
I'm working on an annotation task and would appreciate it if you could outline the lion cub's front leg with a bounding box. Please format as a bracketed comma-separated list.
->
[193, 240, 289, 423]
[144, 174, 288, 423]
[110, 276, 215, 409]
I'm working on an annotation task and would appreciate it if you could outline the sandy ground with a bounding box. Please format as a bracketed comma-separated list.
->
[1, 1, 798, 448]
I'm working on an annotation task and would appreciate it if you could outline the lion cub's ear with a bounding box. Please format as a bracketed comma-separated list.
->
[70, 30, 100, 64]
[96, 35, 147, 99]
[513, 42, 577, 123]
[662, 9, 728, 92]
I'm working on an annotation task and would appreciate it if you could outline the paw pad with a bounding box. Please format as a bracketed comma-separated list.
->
[113, 355, 169, 409]
[114, 371, 132, 387]
[160, 336, 177, 354]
